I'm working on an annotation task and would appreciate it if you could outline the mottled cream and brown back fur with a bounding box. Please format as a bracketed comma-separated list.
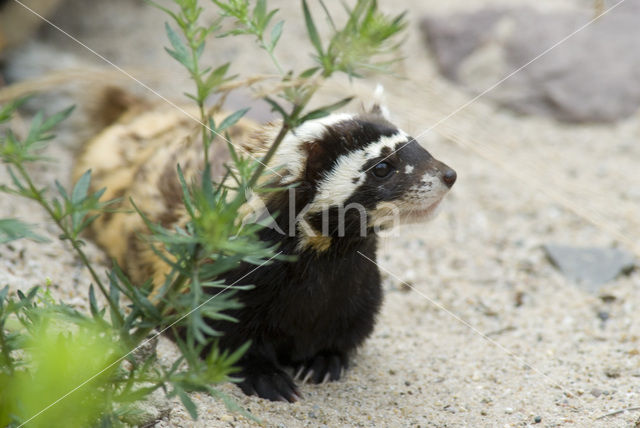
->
[73, 92, 258, 286]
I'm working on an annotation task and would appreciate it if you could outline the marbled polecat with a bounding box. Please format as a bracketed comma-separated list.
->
[74, 92, 456, 402]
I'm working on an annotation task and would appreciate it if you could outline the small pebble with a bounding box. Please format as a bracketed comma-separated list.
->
[399, 281, 412, 292]
[599, 294, 617, 303]
[605, 368, 621, 378]
[504, 407, 513, 414]
[591, 388, 602, 397]
[597, 311, 610, 322]
[534, 415, 542, 423]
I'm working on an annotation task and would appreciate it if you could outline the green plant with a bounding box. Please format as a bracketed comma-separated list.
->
[0, 91, 259, 428]
[0, 0, 406, 425]
[0, 286, 123, 428]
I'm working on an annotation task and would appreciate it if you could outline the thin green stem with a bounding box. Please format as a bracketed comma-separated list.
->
[13, 163, 124, 326]
[257, 35, 284, 76]
[266, 48, 284, 75]
[188, 42, 210, 167]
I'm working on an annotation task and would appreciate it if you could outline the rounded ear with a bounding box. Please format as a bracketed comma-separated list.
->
[244, 120, 282, 155]
[369, 103, 388, 117]
[369, 84, 391, 120]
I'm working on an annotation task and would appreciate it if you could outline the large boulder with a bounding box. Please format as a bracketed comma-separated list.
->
[420, 0, 640, 123]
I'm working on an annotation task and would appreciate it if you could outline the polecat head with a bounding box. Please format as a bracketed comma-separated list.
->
[243, 105, 456, 252]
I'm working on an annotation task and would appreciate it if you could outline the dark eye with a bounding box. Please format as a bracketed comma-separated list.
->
[373, 162, 393, 178]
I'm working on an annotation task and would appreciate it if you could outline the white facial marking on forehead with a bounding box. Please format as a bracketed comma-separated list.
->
[364, 131, 408, 160]
[404, 165, 414, 174]
[294, 113, 354, 141]
[274, 113, 354, 183]
[309, 130, 409, 211]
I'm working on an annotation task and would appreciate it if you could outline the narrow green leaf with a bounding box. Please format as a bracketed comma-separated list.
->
[262, 9, 279, 32]
[176, 387, 198, 420]
[319, 0, 337, 30]
[253, 0, 267, 25]
[40, 106, 75, 134]
[71, 169, 92, 204]
[108, 277, 122, 329]
[195, 41, 205, 59]
[88, 285, 101, 320]
[299, 96, 353, 122]
[7, 167, 28, 196]
[302, 0, 323, 57]
[0, 98, 28, 123]
[263, 97, 288, 119]
[222, 340, 250, 367]
[218, 108, 250, 132]
[299, 66, 320, 79]
[201, 164, 215, 207]
[204, 62, 231, 91]
[25, 111, 44, 144]
[144, 0, 179, 23]
[176, 165, 195, 218]
[92, 187, 107, 203]
[0, 218, 48, 243]
[26, 286, 38, 300]
[77, 213, 100, 234]
[269, 20, 284, 50]
[207, 387, 261, 423]
[164, 23, 192, 70]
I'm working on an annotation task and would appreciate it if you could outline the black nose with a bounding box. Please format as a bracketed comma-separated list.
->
[442, 169, 457, 187]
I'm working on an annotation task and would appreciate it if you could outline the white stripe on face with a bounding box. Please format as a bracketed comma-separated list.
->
[274, 113, 354, 183]
[308, 131, 408, 212]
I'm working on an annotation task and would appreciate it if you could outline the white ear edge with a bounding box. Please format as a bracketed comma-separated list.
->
[373, 83, 391, 120]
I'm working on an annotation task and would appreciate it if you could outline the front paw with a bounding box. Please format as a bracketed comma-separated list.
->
[294, 351, 349, 384]
[238, 362, 301, 402]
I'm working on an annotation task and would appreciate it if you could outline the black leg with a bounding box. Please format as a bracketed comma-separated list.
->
[237, 354, 301, 402]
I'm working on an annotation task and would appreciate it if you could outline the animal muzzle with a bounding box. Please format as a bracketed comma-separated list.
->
[429, 158, 457, 189]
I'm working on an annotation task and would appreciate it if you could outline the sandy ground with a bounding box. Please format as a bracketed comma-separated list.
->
[2, 0, 640, 426]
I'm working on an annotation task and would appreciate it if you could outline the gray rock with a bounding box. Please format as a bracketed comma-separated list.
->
[120, 386, 171, 427]
[420, 9, 505, 81]
[420, 0, 640, 123]
[543, 244, 636, 290]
